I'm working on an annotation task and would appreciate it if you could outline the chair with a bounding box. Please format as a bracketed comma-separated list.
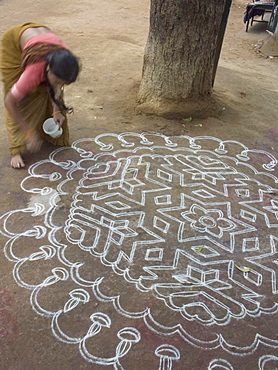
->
[244, 1, 274, 32]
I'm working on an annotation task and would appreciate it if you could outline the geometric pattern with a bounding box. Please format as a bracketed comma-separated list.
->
[1, 132, 278, 369]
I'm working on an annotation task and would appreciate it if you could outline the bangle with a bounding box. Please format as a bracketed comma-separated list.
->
[52, 111, 61, 116]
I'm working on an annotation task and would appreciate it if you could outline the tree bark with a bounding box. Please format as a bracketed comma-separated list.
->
[137, 0, 230, 118]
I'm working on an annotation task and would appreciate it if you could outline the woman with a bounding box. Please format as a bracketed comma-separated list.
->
[0, 22, 81, 168]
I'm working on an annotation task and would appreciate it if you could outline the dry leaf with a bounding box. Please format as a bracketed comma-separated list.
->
[182, 117, 192, 122]
[235, 265, 250, 272]
[196, 246, 204, 254]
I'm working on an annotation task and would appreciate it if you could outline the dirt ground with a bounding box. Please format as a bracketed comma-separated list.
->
[0, 0, 277, 158]
[0, 0, 278, 369]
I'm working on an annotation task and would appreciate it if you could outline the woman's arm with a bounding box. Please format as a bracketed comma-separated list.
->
[4, 90, 42, 152]
[4, 91, 30, 132]
[52, 102, 66, 127]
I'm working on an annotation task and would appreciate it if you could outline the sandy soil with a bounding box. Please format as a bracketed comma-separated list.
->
[0, 0, 277, 369]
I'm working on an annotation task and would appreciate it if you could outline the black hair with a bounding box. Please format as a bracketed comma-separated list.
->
[45, 49, 81, 112]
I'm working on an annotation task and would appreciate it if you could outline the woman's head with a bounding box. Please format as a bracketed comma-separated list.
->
[45, 49, 81, 112]
[45, 49, 80, 84]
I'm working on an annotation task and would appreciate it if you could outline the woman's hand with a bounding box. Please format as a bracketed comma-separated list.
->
[53, 112, 65, 128]
[26, 130, 43, 153]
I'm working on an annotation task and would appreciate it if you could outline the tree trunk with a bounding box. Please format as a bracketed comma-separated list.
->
[137, 0, 230, 118]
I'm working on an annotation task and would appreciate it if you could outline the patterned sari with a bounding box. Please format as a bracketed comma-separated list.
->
[0, 22, 70, 155]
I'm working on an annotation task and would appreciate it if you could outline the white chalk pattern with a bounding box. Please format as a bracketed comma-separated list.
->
[1, 132, 278, 369]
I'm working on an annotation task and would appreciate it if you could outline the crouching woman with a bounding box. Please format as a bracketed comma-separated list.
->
[1, 22, 81, 168]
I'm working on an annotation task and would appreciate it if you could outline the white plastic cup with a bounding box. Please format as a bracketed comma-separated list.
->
[43, 118, 63, 138]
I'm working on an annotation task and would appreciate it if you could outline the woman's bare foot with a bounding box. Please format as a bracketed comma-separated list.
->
[11, 153, 25, 169]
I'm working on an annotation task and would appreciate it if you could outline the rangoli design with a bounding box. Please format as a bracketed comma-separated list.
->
[1, 132, 278, 369]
